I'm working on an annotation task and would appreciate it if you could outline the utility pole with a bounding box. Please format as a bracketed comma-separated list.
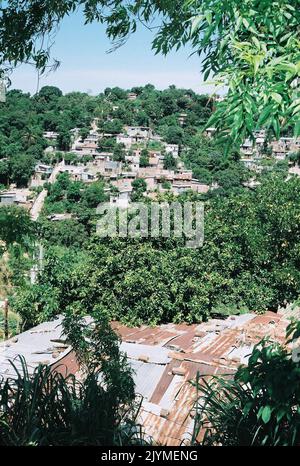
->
[0, 78, 6, 103]
[3, 299, 9, 340]
[30, 242, 44, 284]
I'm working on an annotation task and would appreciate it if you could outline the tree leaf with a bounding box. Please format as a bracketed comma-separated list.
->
[294, 120, 300, 138]
[242, 18, 250, 29]
[261, 405, 272, 424]
[205, 11, 212, 25]
[271, 92, 282, 104]
[252, 36, 260, 49]
[191, 15, 203, 35]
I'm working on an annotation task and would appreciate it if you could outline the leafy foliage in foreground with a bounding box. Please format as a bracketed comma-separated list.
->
[0, 359, 137, 445]
[192, 338, 300, 446]
[1, 1, 299, 142]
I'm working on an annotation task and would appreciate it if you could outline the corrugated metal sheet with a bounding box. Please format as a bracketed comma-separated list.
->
[159, 375, 183, 411]
[118, 312, 290, 445]
[130, 360, 166, 400]
[226, 344, 254, 365]
[121, 341, 170, 364]
[0, 316, 71, 379]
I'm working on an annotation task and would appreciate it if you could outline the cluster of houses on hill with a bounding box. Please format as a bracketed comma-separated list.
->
[239, 130, 300, 172]
[204, 127, 300, 173]
[0, 188, 34, 208]
[2, 119, 300, 209]
[40, 124, 300, 188]
[0, 121, 210, 209]
[38, 122, 210, 208]
[70, 124, 179, 158]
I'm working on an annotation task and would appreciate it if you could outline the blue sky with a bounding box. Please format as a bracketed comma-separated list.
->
[10, 10, 219, 95]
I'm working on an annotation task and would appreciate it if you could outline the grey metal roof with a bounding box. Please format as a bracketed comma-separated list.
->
[0, 316, 70, 379]
[105, 161, 120, 169]
[120, 341, 170, 364]
[130, 360, 166, 400]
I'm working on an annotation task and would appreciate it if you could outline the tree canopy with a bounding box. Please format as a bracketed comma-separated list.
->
[1, 1, 299, 144]
[12, 173, 300, 327]
[0, 205, 33, 251]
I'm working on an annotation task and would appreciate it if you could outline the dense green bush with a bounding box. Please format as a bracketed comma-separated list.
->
[10, 246, 87, 328]
[56, 174, 300, 325]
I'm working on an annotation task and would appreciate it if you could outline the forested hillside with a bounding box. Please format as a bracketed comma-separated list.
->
[0, 85, 211, 188]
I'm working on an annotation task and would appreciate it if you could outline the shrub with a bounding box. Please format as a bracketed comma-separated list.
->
[192, 340, 300, 446]
[0, 357, 143, 446]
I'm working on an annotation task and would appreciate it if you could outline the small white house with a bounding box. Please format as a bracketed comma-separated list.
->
[110, 190, 131, 209]
[165, 144, 179, 158]
[35, 163, 53, 175]
[43, 131, 59, 140]
[0, 189, 31, 205]
[125, 126, 151, 139]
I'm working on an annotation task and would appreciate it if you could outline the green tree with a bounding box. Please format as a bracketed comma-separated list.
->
[32, 173, 300, 327]
[113, 143, 126, 162]
[165, 125, 184, 145]
[11, 246, 87, 327]
[163, 153, 177, 170]
[63, 152, 79, 165]
[139, 149, 149, 168]
[1, 1, 298, 143]
[131, 178, 147, 201]
[57, 130, 71, 151]
[101, 119, 123, 135]
[79, 126, 90, 141]
[39, 219, 88, 248]
[9, 154, 35, 187]
[0, 205, 33, 252]
[37, 85, 62, 103]
[82, 181, 108, 208]
[289, 150, 300, 166]
[0, 159, 9, 186]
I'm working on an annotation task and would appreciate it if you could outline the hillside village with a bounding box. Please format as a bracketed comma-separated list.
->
[239, 130, 300, 172]
[2, 112, 300, 214]
[44, 122, 210, 206]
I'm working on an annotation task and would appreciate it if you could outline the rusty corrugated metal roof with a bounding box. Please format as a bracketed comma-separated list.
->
[113, 311, 290, 445]
[0, 311, 291, 445]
